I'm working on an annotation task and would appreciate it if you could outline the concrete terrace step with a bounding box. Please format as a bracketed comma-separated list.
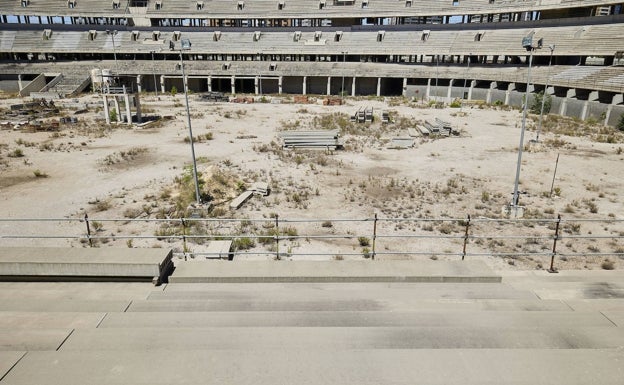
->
[0, 282, 163, 301]
[169, 260, 501, 283]
[98, 310, 613, 328]
[0, 247, 173, 284]
[59, 326, 624, 351]
[2, 349, 623, 385]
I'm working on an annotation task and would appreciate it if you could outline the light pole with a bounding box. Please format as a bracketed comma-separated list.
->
[535, 44, 555, 143]
[341, 51, 347, 98]
[150, 50, 158, 96]
[511, 35, 542, 215]
[434, 54, 439, 102]
[176, 38, 202, 205]
[106, 30, 119, 76]
[257, 52, 262, 96]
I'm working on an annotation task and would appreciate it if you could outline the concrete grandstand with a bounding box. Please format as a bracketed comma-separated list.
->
[0, 0, 623, 124]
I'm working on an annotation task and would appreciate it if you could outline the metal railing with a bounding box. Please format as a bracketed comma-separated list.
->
[1, 214, 623, 271]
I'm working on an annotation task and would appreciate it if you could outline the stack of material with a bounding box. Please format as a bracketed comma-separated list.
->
[423, 121, 440, 135]
[388, 137, 415, 149]
[199, 92, 229, 102]
[381, 110, 390, 124]
[279, 130, 342, 149]
[365, 107, 374, 122]
[323, 97, 342, 106]
[435, 117, 457, 135]
[294, 95, 311, 104]
[250, 182, 270, 196]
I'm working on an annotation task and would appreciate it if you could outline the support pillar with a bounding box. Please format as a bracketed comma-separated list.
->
[207, 76, 212, 92]
[376, 77, 381, 97]
[351, 76, 356, 96]
[231, 75, 236, 95]
[160, 75, 165, 94]
[17, 74, 23, 92]
[123, 94, 132, 125]
[605, 94, 623, 126]
[326, 76, 331, 95]
[302, 76, 307, 95]
[505, 83, 515, 105]
[254, 76, 259, 95]
[136, 75, 142, 93]
[402, 77, 407, 97]
[113, 97, 122, 123]
[468, 80, 476, 100]
[426, 78, 431, 99]
[560, 89, 576, 116]
[447, 79, 455, 103]
[486, 81, 496, 104]
[278, 76, 283, 94]
[103, 95, 110, 124]
[581, 90, 599, 120]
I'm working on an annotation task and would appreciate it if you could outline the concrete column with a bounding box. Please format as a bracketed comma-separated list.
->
[123, 94, 132, 125]
[326, 76, 331, 95]
[581, 90, 599, 120]
[486, 81, 496, 104]
[17, 74, 23, 91]
[134, 94, 142, 123]
[402, 78, 407, 97]
[605, 94, 623, 126]
[302, 76, 307, 95]
[447, 79, 454, 103]
[231, 76, 236, 95]
[136, 75, 142, 93]
[560, 89, 576, 116]
[207, 76, 212, 92]
[160, 75, 165, 94]
[376, 77, 381, 97]
[351, 76, 356, 97]
[468, 80, 476, 100]
[113, 97, 122, 123]
[103, 95, 110, 124]
[254, 76, 259, 95]
[426, 78, 431, 99]
[278, 76, 283, 94]
[505, 83, 515, 105]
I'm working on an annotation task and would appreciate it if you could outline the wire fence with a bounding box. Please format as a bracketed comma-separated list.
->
[1, 214, 623, 271]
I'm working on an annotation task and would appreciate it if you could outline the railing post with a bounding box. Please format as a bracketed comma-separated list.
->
[548, 214, 561, 273]
[462, 214, 471, 261]
[181, 218, 188, 254]
[275, 214, 280, 259]
[371, 213, 378, 260]
[84, 213, 93, 247]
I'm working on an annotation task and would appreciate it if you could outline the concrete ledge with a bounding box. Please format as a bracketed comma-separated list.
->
[169, 260, 500, 283]
[0, 248, 173, 284]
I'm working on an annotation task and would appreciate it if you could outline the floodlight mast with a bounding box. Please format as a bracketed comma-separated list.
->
[176, 39, 202, 205]
[535, 44, 555, 143]
[511, 35, 542, 215]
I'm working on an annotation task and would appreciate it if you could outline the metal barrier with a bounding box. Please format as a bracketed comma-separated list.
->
[1, 214, 623, 271]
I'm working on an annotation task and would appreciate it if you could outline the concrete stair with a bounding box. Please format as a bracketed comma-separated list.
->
[0, 261, 623, 384]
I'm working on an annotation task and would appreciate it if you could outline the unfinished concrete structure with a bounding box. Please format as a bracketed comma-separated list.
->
[0, 0, 623, 124]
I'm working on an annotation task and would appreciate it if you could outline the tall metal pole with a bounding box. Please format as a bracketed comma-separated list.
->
[180, 49, 201, 205]
[435, 54, 439, 102]
[151, 50, 158, 96]
[536, 45, 555, 142]
[511, 47, 534, 211]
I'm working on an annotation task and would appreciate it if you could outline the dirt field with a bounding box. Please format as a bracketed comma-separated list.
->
[0, 92, 622, 271]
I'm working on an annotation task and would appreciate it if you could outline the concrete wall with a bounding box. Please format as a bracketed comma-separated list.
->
[0, 80, 22, 93]
[608, 105, 624, 127]
[19, 74, 47, 97]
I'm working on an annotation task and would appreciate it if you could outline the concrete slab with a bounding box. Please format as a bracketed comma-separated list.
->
[0, 351, 25, 380]
[565, 299, 624, 312]
[100, 311, 613, 328]
[0, 299, 130, 312]
[0, 282, 162, 301]
[169, 260, 501, 283]
[0, 329, 72, 351]
[60, 326, 624, 350]
[0, 247, 173, 282]
[155, 282, 533, 300]
[0, 312, 105, 329]
[3, 350, 623, 384]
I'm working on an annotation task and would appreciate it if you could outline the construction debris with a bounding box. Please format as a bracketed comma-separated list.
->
[322, 97, 342, 106]
[199, 92, 229, 102]
[250, 182, 270, 196]
[388, 137, 415, 149]
[418, 118, 459, 136]
[381, 110, 391, 124]
[279, 129, 342, 149]
[293, 95, 311, 104]
[202, 240, 233, 259]
[351, 107, 374, 123]
[230, 190, 254, 210]
[230, 97, 255, 104]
